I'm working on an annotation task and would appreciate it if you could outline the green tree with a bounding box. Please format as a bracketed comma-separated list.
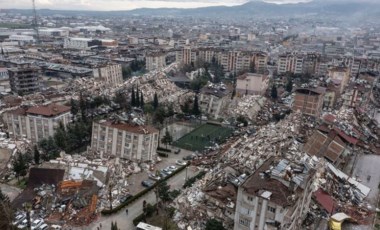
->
[12, 153, 28, 182]
[33, 146, 40, 165]
[70, 98, 79, 116]
[114, 91, 127, 110]
[192, 95, 201, 116]
[140, 92, 144, 108]
[153, 106, 166, 124]
[286, 77, 293, 92]
[271, 85, 278, 99]
[153, 92, 159, 110]
[79, 93, 88, 121]
[236, 115, 248, 127]
[205, 219, 226, 230]
[131, 87, 136, 107]
[161, 129, 173, 149]
[54, 122, 67, 151]
[181, 101, 190, 114]
[0, 189, 14, 230]
[111, 221, 119, 230]
[39, 137, 60, 161]
[136, 86, 140, 107]
[157, 181, 171, 203]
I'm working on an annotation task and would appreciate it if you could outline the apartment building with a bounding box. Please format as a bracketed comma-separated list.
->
[64, 37, 117, 50]
[176, 47, 197, 65]
[3, 104, 71, 143]
[0, 68, 10, 93]
[236, 73, 269, 96]
[8, 67, 40, 95]
[199, 85, 230, 119]
[146, 52, 166, 71]
[327, 66, 350, 93]
[234, 157, 315, 230]
[277, 53, 304, 75]
[93, 64, 123, 87]
[292, 87, 325, 117]
[91, 120, 159, 161]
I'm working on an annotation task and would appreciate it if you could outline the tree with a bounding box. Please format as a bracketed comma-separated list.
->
[54, 122, 67, 151]
[131, 87, 136, 107]
[12, 153, 28, 182]
[140, 92, 144, 108]
[181, 101, 190, 114]
[286, 77, 293, 92]
[153, 106, 166, 125]
[192, 95, 201, 116]
[153, 92, 159, 110]
[70, 98, 79, 116]
[33, 146, 40, 165]
[161, 129, 173, 149]
[136, 86, 140, 107]
[111, 222, 119, 230]
[157, 181, 172, 203]
[79, 93, 88, 121]
[236, 115, 248, 127]
[231, 87, 236, 99]
[39, 137, 60, 161]
[205, 219, 226, 230]
[114, 91, 127, 110]
[271, 85, 278, 99]
[0, 189, 14, 230]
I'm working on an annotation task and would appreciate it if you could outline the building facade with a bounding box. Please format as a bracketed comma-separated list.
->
[91, 120, 159, 161]
[236, 73, 269, 96]
[8, 67, 40, 95]
[3, 104, 71, 143]
[234, 157, 315, 230]
[93, 64, 123, 87]
[146, 52, 166, 71]
[292, 87, 325, 117]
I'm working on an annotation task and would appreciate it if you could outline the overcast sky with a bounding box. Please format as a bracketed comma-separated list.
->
[1, 0, 312, 11]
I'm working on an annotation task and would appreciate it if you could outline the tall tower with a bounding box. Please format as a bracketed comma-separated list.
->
[32, 0, 40, 44]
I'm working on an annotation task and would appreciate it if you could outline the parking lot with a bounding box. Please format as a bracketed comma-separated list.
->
[126, 146, 194, 195]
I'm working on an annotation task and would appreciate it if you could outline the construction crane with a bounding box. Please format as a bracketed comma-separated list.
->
[32, 0, 40, 44]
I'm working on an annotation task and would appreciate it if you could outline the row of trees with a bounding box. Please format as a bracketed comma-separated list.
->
[180, 95, 201, 116]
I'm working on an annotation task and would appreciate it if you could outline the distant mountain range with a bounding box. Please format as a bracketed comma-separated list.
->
[3, 0, 380, 21]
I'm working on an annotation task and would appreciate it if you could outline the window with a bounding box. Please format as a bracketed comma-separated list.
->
[268, 206, 276, 213]
[247, 196, 253, 202]
[239, 218, 249, 227]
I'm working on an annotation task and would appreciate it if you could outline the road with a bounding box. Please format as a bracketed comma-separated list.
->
[82, 165, 197, 230]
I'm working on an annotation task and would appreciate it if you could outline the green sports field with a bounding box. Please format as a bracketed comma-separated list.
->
[173, 123, 233, 151]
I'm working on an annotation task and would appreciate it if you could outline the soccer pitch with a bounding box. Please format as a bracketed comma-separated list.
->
[173, 123, 233, 151]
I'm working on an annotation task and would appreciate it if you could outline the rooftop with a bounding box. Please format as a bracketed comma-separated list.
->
[26, 103, 71, 117]
[97, 120, 158, 135]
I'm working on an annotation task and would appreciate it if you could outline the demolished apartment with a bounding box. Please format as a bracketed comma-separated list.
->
[234, 156, 316, 230]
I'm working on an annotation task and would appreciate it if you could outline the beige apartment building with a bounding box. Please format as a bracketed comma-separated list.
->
[146, 52, 166, 71]
[327, 66, 350, 93]
[234, 157, 315, 230]
[236, 73, 269, 96]
[176, 47, 197, 65]
[91, 120, 159, 161]
[292, 87, 325, 117]
[4, 104, 71, 143]
[93, 64, 123, 87]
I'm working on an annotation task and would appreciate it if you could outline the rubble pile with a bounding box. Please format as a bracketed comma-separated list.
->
[225, 95, 266, 120]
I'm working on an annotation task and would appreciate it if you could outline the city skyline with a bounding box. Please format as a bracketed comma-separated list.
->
[1, 0, 312, 11]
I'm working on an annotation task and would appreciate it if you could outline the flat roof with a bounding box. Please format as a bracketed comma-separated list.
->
[97, 120, 158, 135]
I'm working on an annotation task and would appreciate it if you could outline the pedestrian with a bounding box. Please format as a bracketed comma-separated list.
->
[126, 209, 128, 215]
[99, 223, 102, 228]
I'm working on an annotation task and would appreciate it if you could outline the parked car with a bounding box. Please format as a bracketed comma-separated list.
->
[183, 155, 194, 161]
[148, 173, 161, 181]
[162, 168, 173, 175]
[12, 214, 26, 225]
[120, 194, 133, 203]
[141, 180, 155, 188]
[168, 165, 177, 171]
[174, 149, 181, 154]
[38, 223, 49, 230]
[31, 219, 44, 230]
[17, 219, 28, 229]
[176, 160, 187, 166]
[159, 171, 168, 178]
[51, 225, 62, 230]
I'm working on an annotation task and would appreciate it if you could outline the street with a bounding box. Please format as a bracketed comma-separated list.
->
[82, 165, 197, 230]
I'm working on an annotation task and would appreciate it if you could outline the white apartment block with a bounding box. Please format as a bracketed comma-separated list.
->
[3, 104, 71, 143]
[146, 52, 166, 71]
[93, 64, 123, 87]
[0, 68, 10, 93]
[64, 37, 93, 50]
[91, 120, 159, 161]
[234, 157, 315, 230]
